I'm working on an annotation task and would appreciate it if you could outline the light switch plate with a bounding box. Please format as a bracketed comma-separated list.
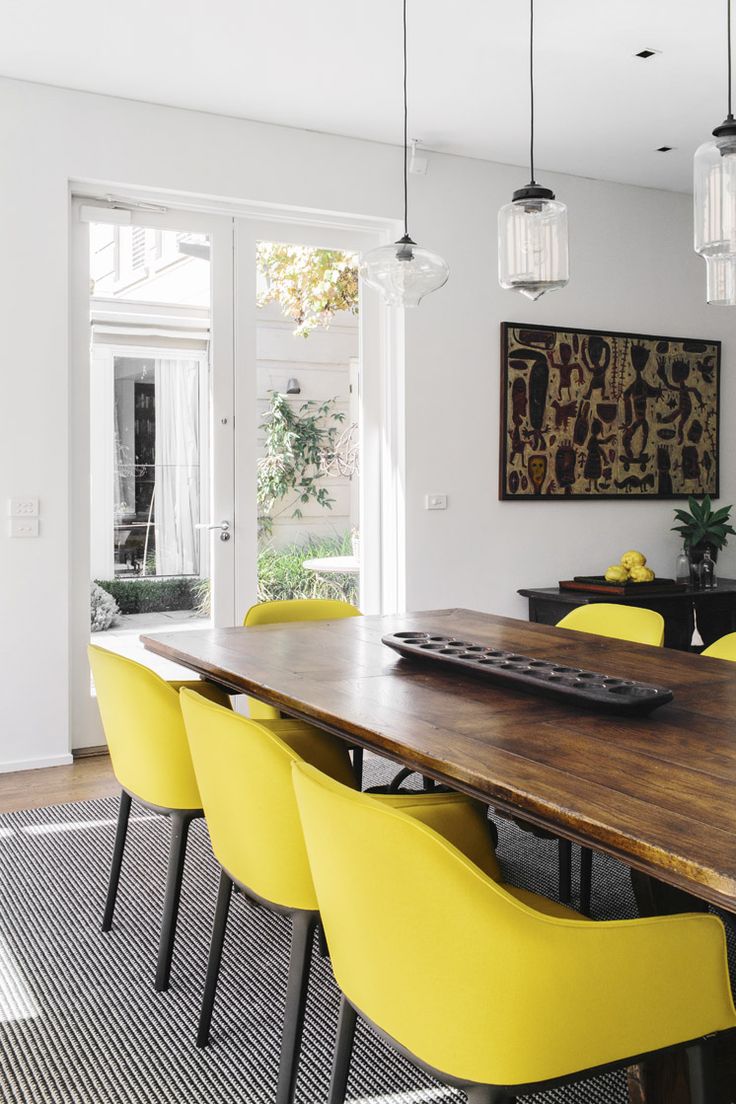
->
[425, 494, 448, 510]
[9, 497, 39, 517]
[9, 518, 39, 537]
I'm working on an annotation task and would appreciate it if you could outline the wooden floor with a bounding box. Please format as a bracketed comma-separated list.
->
[0, 754, 118, 814]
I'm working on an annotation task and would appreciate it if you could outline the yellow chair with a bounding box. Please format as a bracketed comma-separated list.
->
[242, 598, 366, 784]
[242, 599, 361, 720]
[553, 602, 664, 913]
[180, 689, 504, 1104]
[88, 645, 231, 992]
[293, 761, 736, 1104]
[556, 602, 665, 647]
[701, 632, 736, 660]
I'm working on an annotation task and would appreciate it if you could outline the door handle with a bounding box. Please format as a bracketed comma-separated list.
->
[195, 520, 231, 541]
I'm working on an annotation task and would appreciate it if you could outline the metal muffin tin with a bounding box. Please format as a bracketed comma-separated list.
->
[382, 631, 674, 714]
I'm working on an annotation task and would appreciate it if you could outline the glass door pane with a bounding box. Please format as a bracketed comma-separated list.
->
[254, 239, 361, 607]
[112, 354, 203, 581]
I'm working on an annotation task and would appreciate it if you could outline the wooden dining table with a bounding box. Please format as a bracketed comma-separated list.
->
[143, 607, 736, 1104]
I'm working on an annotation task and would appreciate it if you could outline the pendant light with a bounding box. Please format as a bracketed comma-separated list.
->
[358, 0, 449, 308]
[694, 0, 736, 305]
[498, 0, 569, 301]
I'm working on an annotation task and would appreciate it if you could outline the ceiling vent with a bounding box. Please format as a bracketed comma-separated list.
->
[635, 48, 660, 59]
[656, 146, 674, 152]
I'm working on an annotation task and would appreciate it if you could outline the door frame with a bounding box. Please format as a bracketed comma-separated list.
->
[69, 185, 405, 751]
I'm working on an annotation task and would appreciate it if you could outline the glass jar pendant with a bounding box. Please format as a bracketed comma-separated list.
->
[359, 234, 449, 308]
[498, 184, 569, 301]
[694, 119, 736, 305]
[497, 0, 570, 301]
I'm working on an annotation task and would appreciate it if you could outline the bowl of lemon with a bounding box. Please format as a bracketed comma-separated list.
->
[559, 552, 684, 595]
[605, 550, 655, 585]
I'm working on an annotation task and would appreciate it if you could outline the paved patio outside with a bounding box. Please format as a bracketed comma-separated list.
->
[90, 609, 211, 680]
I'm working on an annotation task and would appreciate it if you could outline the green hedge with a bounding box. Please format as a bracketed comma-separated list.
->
[97, 533, 357, 613]
[257, 533, 358, 605]
[94, 576, 200, 614]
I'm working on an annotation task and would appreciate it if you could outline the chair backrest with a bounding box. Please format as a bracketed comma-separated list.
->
[701, 632, 736, 661]
[243, 598, 361, 626]
[556, 603, 664, 646]
[242, 599, 361, 719]
[87, 645, 201, 810]
[180, 689, 354, 910]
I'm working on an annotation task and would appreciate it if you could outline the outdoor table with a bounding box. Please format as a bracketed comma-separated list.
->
[302, 555, 360, 575]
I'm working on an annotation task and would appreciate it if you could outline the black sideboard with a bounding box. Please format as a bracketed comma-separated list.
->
[518, 580, 736, 651]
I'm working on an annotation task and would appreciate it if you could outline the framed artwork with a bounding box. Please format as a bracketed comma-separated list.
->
[499, 322, 720, 500]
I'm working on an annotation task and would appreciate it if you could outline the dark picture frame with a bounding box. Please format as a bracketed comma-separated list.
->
[499, 322, 721, 500]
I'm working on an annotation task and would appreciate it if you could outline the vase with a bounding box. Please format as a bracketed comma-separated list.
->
[688, 541, 719, 565]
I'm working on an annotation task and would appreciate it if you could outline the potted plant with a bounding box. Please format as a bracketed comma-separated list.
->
[671, 495, 736, 563]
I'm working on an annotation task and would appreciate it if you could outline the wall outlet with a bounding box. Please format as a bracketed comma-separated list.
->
[9, 518, 39, 537]
[8, 497, 39, 517]
[425, 494, 448, 510]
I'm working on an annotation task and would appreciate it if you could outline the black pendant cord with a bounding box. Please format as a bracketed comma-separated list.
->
[513, 0, 553, 201]
[729, 0, 733, 119]
[402, 0, 410, 239]
[713, 0, 736, 134]
[529, 0, 536, 185]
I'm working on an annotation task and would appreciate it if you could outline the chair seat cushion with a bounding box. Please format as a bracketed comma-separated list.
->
[264, 720, 356, 789]
[385, 794, 586, 917]
[169, 679, 233, 710]
[504, 885, 584, 919]
[382, 793, 501, 881]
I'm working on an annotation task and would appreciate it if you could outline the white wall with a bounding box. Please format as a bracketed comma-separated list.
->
[1, 76, 735, 771]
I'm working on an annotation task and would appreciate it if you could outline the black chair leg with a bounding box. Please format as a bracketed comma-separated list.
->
[465, 1087, 512, 1104]
[102, 790, 132, 933]
[558, 838, 572, 904]
[579, 846, 593, 915]
[388, 767, 414, 793]
[351, 746, 364, 788]
[197, 869, 233, 1047]
[328, 995, 357, 1104]
[155, 810, 194, 992]
[687, 1038, 716, 1104]
[276, 911, 317, 1104]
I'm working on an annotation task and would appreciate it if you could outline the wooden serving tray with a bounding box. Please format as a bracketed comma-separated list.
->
[382, 630, 673, 714]
[559, 576, 688, 596]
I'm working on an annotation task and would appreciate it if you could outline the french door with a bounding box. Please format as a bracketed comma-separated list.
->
[71, 200, 392, 749]
[71, 202, 237, 748]
[234, 216, 385, 616]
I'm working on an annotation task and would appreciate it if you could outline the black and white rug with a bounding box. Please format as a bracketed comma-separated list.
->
[0, 753, 732, 1104]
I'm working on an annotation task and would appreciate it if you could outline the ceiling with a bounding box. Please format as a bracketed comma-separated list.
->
[0, 0, 728, 193]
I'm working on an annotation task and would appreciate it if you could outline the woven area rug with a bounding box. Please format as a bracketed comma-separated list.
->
[1, 752, 733, 1104]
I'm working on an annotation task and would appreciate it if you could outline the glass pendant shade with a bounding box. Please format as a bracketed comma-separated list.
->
[694, 130, 736, 304]
[359, 237, 449, 308]
[498, 188, 569, 301]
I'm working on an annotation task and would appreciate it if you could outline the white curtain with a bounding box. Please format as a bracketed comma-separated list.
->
[154, 358, 200, 575]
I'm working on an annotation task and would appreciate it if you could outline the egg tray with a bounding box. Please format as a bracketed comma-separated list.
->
[382, 631, 674, 715]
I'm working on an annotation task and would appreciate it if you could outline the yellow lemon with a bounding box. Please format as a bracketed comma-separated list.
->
[620, 550, 647, 570]
[605, 565, 629, 583]
[629, 565, 655, 583]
